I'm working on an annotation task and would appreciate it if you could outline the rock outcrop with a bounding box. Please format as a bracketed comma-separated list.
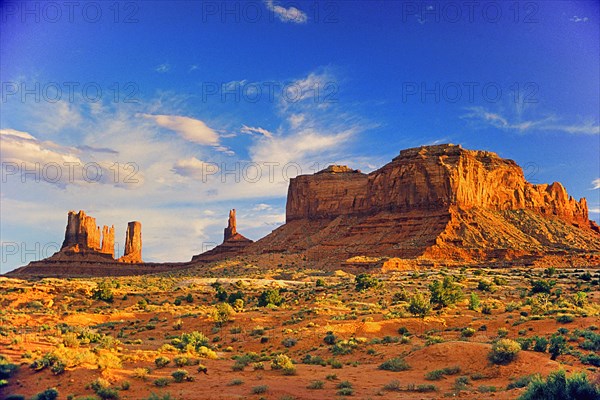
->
[286, 144, 593, 227]
[34, 211, 145, 265]
[59, 210, 114, 258]
[224, 209, 237, 241]
[101, 225, 115, 257]
[247, 144, 600, 267]
[192, 209, 253, 262]
[118, 222, 143, 263]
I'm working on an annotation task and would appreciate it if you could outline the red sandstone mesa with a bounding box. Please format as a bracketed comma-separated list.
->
[249, 144, 600, 265]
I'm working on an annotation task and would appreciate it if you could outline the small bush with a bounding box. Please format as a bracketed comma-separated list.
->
[307, 380, 325, 389]
[461, 327, 476, 337]
[378, 357, 410, 371]
[324, 331, 337, 345]
[468, 293, 480, 311]
[133, 367, 150, 380]
[282, 337, 297, 348]
[429, 276, 463, 309]
[489, 339, 521, 365]
[271, 354, 295, 375]
[154, 356, 170, 368]
[32, 388, 59, 400]
[258, 289, 283, 307]
[337, 387, 354, 396]
[518, 370, 599, 400]
[171, 369, 191, 383]
[530, 279, 555, 294]
[425, 369, 445, 380]
[408, 293, 431, 318]
[556, 314, 575, 324]
[91, 281, 114, 303]
[382, 380, 402, 392]
[533, 336, 548, 353]
[228, 379, 244, 386]
[153, 377, 171, 387]
[355, 273, 383, 291]
[507, 375, 534, 390]
[251, 385, 268, 394]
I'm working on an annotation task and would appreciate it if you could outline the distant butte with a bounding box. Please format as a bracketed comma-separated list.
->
[191, 209, 254, 262]
[5, 144, 600, 277]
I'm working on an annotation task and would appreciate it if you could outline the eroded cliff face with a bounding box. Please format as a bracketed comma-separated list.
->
[261, 144, 600, 265]
[286, 167, 368, 221]
[61, 210, 114, 256]
[286, 144, 592, 229]
[118, 222, 143, 263]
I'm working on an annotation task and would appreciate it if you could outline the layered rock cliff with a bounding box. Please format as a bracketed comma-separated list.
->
[286, 144, 592, 227]
[248, 144, 600, 266]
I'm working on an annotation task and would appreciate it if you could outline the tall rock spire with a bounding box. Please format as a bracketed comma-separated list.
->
[224, 209, 237, 241]
[119, 221, 143, 263]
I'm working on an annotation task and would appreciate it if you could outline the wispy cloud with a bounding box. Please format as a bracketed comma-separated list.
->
[462, 107, 600, 135]
[592, 178, 600, 190]
[264, 0, 308, 24]
[139, 114, 220, 145]
[155, 63, 171, 73]
[569, 16, 589, 23]
[0, 129, 143, 188]
[241, 125, 274, 138]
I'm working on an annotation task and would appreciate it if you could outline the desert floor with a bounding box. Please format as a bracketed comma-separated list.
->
[1, 262, 599, 399]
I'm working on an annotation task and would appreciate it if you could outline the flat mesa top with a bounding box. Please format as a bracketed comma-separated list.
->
[316, 165, 362, 174]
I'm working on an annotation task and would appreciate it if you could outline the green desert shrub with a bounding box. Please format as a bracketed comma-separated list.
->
[251, 385, 268, 394]
[355, 273, 383, 291]
[91, 281, 114, 303]
[171, 369, 192, 383]
[307, 380, 325, 389]
[378, 357, 410, 371]
[32, 388, 59, 400]
[489, 339, 521, 365]
[153, 377, 171, 387]
[258, 289, 283, 307]
[408, 293, 431, 318]
[429, 276, 463, 308]
[154, 356, 170, 368]
[518, 370, 600, 400]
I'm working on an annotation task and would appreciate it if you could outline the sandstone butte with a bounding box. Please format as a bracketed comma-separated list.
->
[20, 211, 144, 265]
[6, 144, 600, 277]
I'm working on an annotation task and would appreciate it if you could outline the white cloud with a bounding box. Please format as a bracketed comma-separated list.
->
[264, 0, 307, 23]
[155, 63, 171, 73]
[569, 16, 589, 23]
[253, 203, 272, 211]
[173, 157, 216, 180]
[140, 114, 220, 145]
[241, 125, 274, 138]
[592, 178, 600, 190]
[0, 128, 144, 188]
[463, 107, 600, 135]
[288, 114, 305, 128]
[250, 127, 355, 168]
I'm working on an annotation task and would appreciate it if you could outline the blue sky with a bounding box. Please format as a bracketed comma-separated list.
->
[1, 0, 599, 272]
